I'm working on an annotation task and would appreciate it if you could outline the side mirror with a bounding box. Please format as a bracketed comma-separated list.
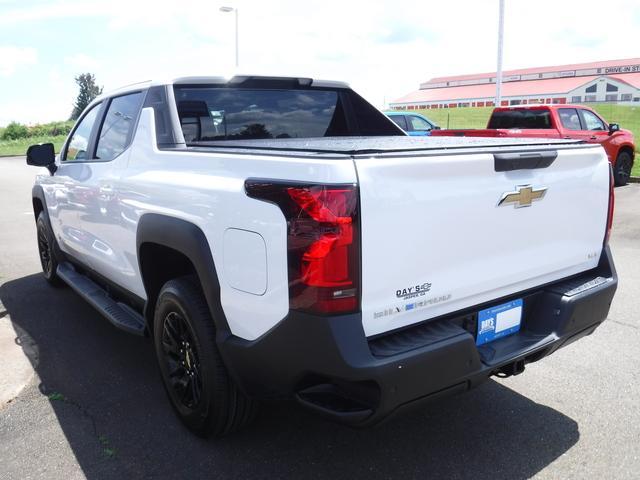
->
[608, 123, 620, 135]
[26, 143, 57, 174]
[432, 125, 441, 130]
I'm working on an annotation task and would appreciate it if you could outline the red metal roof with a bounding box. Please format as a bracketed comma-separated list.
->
[612, 72, 640, 88]
[426, 58, 640, 85]
[393, 76, 599, 104]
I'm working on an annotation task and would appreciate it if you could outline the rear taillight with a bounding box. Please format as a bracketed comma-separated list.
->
[605, 163, 615, 245]
[246, 180, 360, 315]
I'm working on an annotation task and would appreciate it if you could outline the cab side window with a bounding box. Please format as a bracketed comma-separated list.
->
[96, 92, 144, 161]
[63, 104, 101, 162]
[557, 108, 582, 131]
[580, 110, 606, 131]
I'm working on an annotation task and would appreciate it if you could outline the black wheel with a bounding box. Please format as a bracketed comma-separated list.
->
[614, 151, 633, 186]
[153, 276, 256, 437]
[36, 212, 62, 286]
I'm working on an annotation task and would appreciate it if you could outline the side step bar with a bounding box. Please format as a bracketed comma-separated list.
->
[57, 262, 146, 336]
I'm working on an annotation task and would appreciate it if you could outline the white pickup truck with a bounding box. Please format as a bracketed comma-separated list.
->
[26, 75, 617, 437]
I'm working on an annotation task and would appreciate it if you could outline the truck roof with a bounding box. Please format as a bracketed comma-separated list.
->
[91, 75, 351, 104]
[493, 104, 590, 110]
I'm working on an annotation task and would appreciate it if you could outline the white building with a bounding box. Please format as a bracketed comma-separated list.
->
[391, 58, 640, 110]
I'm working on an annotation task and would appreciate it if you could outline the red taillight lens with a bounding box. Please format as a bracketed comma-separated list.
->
[246, 181, 360, 315]
[605, 163, 615, 245]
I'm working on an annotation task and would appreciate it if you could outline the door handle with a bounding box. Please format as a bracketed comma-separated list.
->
[494, 151, 558, 172]
[589, 136, 597, 140]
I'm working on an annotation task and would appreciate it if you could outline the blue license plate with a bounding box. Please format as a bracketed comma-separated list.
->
[476, 298, 523, 346]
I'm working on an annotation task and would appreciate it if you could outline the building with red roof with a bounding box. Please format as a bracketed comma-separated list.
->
[390, 58, 640, 110]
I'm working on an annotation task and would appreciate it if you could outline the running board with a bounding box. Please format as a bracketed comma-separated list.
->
[57, 262, 146, 336]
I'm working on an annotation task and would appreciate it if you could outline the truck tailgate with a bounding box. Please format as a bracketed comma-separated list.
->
[355, 144, 610, 337]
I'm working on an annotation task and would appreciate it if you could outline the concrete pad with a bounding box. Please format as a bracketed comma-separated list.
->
[0, 304, 37, 409]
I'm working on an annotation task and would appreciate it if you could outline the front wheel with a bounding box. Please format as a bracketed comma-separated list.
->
[614, 151, 633, 186]
[153, 276, 256, 437]
[36, 212, 62, 286]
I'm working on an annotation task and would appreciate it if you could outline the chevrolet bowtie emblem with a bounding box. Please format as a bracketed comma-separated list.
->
[498, 185, 547, 208]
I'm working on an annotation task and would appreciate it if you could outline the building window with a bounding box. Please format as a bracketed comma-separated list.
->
[605, 94, 618, 102]
[621, 94, 632, 101]
[571, 96, 582, 103]
[634, 97, 640, 102]
[585, 84, 597, 93]
[510, 99, 521, 105]
[606, 83, 618, 92]
[585, 95, 597, 102]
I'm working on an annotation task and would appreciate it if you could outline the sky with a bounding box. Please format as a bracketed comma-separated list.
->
[0, 0, 639, 126]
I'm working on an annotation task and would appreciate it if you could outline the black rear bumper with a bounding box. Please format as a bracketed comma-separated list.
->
[219, 247, 617, 426]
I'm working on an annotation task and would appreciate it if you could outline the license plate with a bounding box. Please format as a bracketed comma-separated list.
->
[476, 299, 523, 346]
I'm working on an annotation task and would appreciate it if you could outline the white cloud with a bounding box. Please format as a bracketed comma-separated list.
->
[0, 46, 37, 76]
[64, 53, 100, 71]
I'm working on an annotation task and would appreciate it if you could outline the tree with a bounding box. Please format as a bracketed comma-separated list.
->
[70, 73, 103, 120]
[1, 121, 29, 140]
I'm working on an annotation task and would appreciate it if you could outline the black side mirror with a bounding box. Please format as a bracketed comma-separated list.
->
[608, 123, 620, 135]
[432, 125, 441, 130]
[26, 143, 57, 174]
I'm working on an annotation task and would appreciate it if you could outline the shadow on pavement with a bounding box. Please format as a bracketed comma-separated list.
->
[1, 274, 579, 479]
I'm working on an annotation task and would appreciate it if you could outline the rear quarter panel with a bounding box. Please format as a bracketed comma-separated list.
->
[122, 108, 358, 340]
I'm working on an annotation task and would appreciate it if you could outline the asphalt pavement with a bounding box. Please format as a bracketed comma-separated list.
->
[0, 155, 638, 479]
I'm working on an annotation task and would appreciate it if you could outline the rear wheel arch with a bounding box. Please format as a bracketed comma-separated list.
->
[136, 214, 229, 335]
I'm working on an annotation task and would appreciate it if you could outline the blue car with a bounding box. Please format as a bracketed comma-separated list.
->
[385, 111, 439, 136]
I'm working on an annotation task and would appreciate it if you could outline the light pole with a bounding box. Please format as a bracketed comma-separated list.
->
[220, 6, 239, 68]
[495, 0, 505, 107]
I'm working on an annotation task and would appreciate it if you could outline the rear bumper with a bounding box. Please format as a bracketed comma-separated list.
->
[220, 246, 617, 426]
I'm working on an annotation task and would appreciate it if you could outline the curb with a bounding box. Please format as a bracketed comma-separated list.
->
[0, 304, 37, 409]
[630, 176, 639, 183]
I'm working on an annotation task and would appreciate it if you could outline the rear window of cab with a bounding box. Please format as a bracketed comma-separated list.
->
[173, 86, 401, 142]
[488, 109, 552, 129]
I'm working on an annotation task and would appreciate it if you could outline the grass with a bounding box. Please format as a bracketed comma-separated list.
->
[0, 135, 67, 156]
[417, 104, 640, 176]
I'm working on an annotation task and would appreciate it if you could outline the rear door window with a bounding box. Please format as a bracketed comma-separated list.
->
[558, 108, 582, 130]
[389, 115, 408, 130]
[487, 109, 552, 129]
[96, 92, 144, 160]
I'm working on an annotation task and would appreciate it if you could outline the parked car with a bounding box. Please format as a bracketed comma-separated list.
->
[385, 111, 439, 136]
[430, 104, 635, 185]
[27, 76, 617, 437]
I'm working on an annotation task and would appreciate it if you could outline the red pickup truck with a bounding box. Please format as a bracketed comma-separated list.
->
[431, 104, 635, 185]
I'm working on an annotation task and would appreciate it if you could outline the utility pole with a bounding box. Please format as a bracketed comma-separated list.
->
[220, 6, 239, 68]
[495, 0, 505, 106]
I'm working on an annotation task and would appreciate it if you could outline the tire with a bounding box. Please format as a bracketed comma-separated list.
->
[36, 212, 63, 286]
[614, 151, 633, 186]
[153, 276, 256, 437]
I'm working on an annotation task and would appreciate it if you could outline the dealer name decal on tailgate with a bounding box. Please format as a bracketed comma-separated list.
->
[395, 282, 432, 300]
[374, 293, 452, 319]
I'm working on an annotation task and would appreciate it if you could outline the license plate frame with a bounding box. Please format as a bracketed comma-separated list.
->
[476, 298, 523, 346]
